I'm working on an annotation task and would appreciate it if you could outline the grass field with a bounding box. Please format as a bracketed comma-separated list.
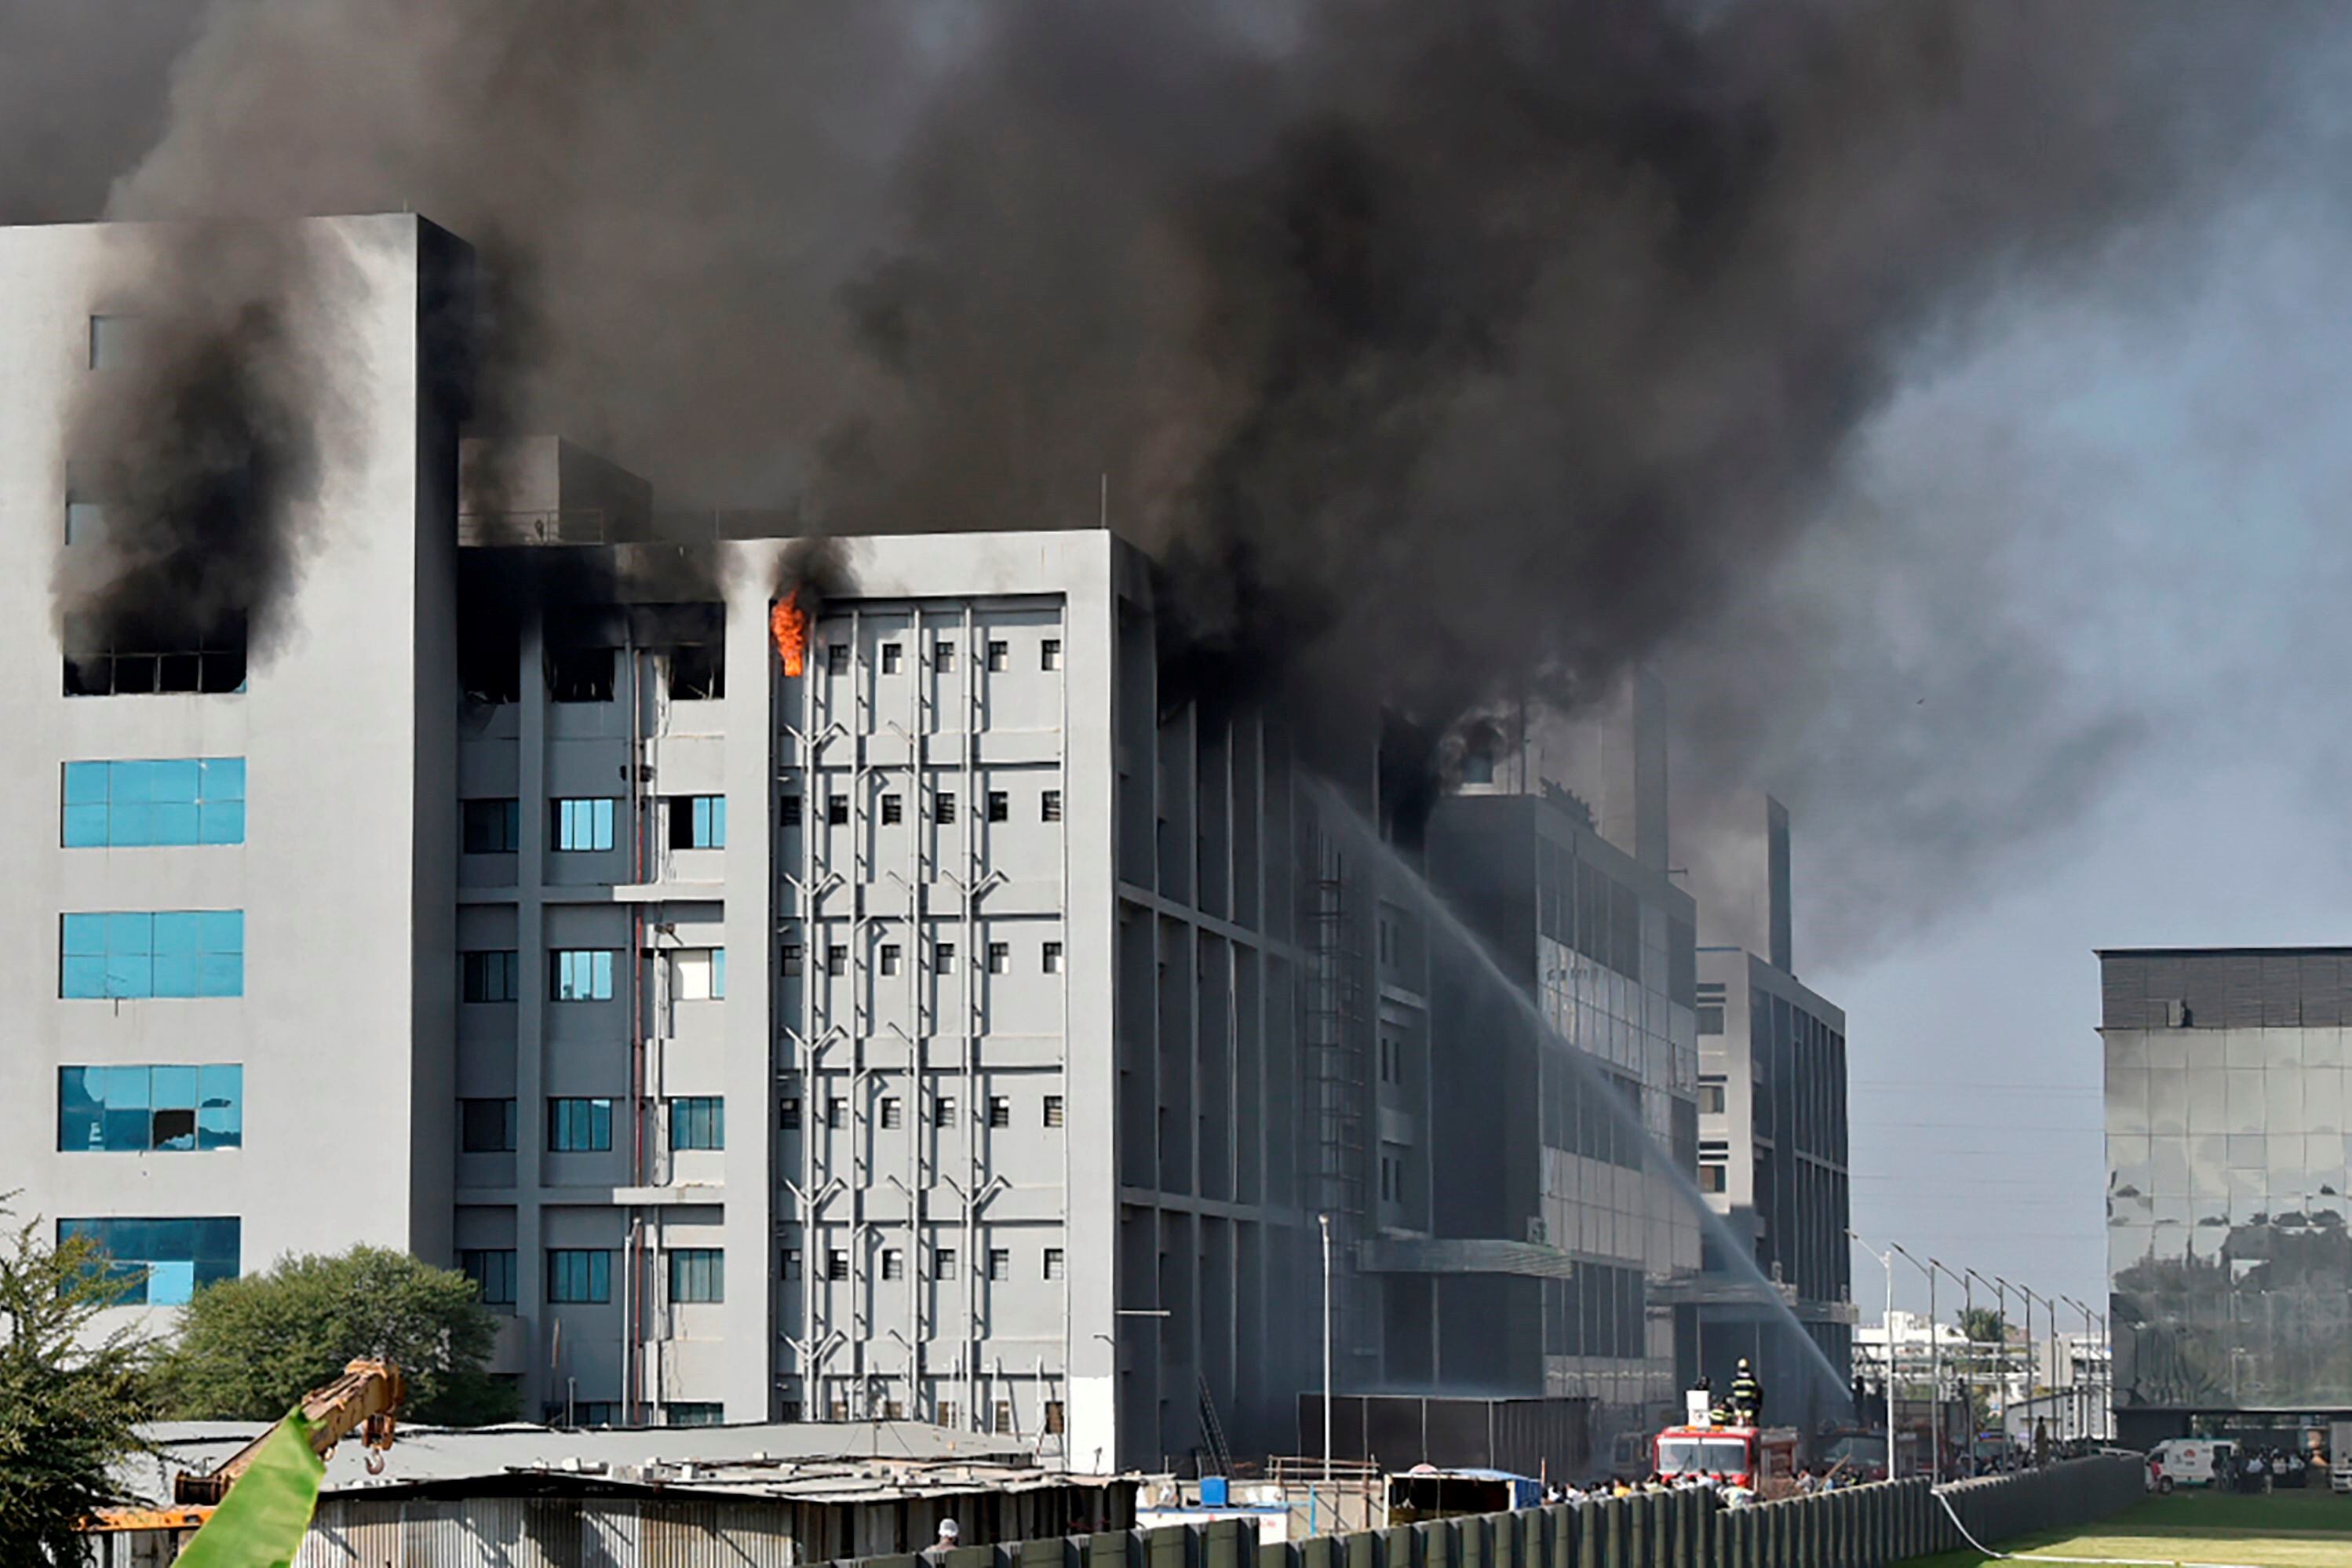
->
[1902, 1489, 2352, 1568]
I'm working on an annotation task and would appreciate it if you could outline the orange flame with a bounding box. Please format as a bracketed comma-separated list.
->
[771, 593, 810, 677]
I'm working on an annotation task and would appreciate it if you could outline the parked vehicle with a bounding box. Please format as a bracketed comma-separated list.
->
[2146, 1437, 2233, 1493]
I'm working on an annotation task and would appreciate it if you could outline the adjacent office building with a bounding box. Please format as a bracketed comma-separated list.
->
[2098, 946, 2352, 1448]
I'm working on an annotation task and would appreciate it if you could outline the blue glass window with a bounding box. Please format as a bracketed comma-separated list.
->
[668, 1096, 724, 1151]
[548, 1097, 614, 1151]
[668, 1249, 724, 1304]
[62, 758, 245, 848]
[666, 795, 726, 850]
[58, 1065, 242, 1152]
[461, 798, 520, 853]
[552, 798, 616, 851]
[61, 910, 243, 998]
[58, 1216, 239, 1306]
[550, 950, 614, 1001]
[713, 948, 727, 999]
[546, 1248, 611, 1304]
[461, 1248, 517, 1307]
[461, 950, 520, 1003]
[664, 1402, 725, 1427]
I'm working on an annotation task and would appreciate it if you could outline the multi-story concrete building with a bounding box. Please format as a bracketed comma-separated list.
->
[0, 211, 1445, 1472]
[1687, 793, 1853, 1431]
[2097, 946, 2352, 1449]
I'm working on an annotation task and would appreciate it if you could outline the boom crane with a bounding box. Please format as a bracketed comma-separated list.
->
[84, 1358, 405, 1533]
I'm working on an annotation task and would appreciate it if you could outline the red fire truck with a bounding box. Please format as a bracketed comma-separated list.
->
[1652, 1420, 1803, 1497]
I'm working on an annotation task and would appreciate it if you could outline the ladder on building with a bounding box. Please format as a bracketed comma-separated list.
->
[1198, 1373, 1236, 1478]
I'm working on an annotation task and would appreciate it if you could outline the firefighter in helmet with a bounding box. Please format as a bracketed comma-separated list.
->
[1730, 1358, 1763, 1425]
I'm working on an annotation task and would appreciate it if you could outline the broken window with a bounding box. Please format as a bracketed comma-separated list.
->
[546, 644, 614, 702]
[666, 644, 724, 700]
[665, 795, 726, 850]
[64, 617, 247, 698]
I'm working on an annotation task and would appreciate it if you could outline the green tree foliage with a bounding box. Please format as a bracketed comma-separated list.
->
[1960, 1307, 2007, 1346]
[0, 1208, 156, 1568]
[157, 1246, 516, 1427]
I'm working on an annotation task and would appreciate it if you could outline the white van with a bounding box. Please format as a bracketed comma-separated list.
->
[2147, 1438, 2234, 1492]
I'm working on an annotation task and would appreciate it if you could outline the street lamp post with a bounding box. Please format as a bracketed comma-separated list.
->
[1850, 1231, 1899, 1476]
[1964, 1268, 2006, 1435]
[1891, 1244, 1940, 1482]
[1995, 1277, 2032, 1453]
[1928, 1259, 1968, 1467]
[2061, 1297, 2102, 1442]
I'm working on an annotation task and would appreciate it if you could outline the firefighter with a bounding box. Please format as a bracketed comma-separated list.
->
[1730, 1358, 1763, 1425]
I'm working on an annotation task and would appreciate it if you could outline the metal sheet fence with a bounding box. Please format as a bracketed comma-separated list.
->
[821, 1456, 2146, 1568]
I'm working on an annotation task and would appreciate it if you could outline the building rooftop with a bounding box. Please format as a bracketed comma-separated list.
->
[2095, 944, 2352, 958]
[119, 1420, 1111, 1507]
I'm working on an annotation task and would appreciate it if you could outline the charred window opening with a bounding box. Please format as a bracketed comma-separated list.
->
[64, 616, 247, 697]
[459, 622, 520, 705]
[546, 643, 614, 703]
[633, 603, 726, 701]
[666, 644, 724, 700]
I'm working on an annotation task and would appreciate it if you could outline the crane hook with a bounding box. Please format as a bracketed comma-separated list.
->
[364, 1450, 387, 1475]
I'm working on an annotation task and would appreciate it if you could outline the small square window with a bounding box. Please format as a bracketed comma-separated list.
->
[1045, 1399, 1066, 1435]
[935, 641, 957, 672]
[1041, 639, 1061, 671]
[986, 640, 1008, 673]
[826, 1098, 846, 1129]
[881, 644, 903, 674]
[1041, 789, 1062, 822]
[935, 1096, 957, 1128]
[1045, 1247, 1065, 1280]
[827, 1249, 849, 1281]
[1044, 1095, 1064, 1128]
[986, 790, 1008, 822]
[934, 942, 957, 974]
[462, 798, 521, 853]
[461, 1097, 518, 1153]
[551, 797, 617, 852]
[993, 1398, 1014, 1434]
[881, 794, 903, 825]
[782, 1247, 804, 1280]
[987, 943, 1009, 975]
[937, 1400, 961, 1428]
[882, 1398, 904, 1420]
[1042, 941, 1063, 974]
[779, 1096, 803, 1131]
[881, 1097, 903, 1129]
[880, 943, 902, 975]
[934, 791, 957, 825]
[782, 942, 805, 977]
[935, 1246, 958, 1279]
[826, 945, 848, 976]
[781, 796, 804, 827]
[987, 1096, 1011, 1129]
[987, 1249, 1011, 1282]
[827, 644, 848, 669]
[882, 1247, 905, 1280]
[826, 795, 848, 826]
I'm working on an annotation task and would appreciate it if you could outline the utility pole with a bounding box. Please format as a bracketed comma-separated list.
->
[1964, 1267, 2006, 1439]
[1850, 1231, 1898, 1476]
[1892, 1244, 1938, 1482]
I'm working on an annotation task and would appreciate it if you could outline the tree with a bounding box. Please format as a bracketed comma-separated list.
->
[1960, 1307, 2007, 1347]
[157, 1247, 516, 1427]
[0, 1206, 156, 1568]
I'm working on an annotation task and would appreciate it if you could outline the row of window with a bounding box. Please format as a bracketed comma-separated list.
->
[461, 796, 728, 855]
[60, 911, 244, 999]
[782, 787, 1061, 828]
[782, 1244, 1061, 1282]
[832, 637, 1060, 675]
[461, 1096, 725, 1154]
[785, 1396, 1063, 1435]
[461, 948, 726, 1004]
[782, 939, 1059, 977]
[465, 1247, 725, 1306]
[57, 1216, 239, 1307]
[58, 1065, 242, 1152]
[779, 1092, 1063, 1131]
[62, 758, 246, 847]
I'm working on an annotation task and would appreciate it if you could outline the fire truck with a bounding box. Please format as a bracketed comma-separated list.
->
[1650, 1387, 1802, 1497]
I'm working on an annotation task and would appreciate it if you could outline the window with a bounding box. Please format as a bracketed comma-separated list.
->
[782, 942, 804, 977]
[58, 1065, 242, 1152]
[459, 1097, 518, 1153]
[546, 645, 614, 703]
[992, 1399, 1014, 1434]
[825, 945, 847, 977]
[665, 795, 726, 850]
[1043, 942, 1063, 975]
[827, 643, 848, 669]
[826, 1099, 846, 1129]
[669, 946, 725, 1001]
[548, 1097, 614, 1152]
[461, 1249, 517, 1307]
[880, 943, 902, 976]
[987, 943, 1009, 975]
[460, 797, 519, 854]
[935, 1096, 957, 1128]
[1700, 1164, 1727, 1194]
[934, 791, 957, 824]
[551, 950, 614, 1001]
[666, 644, 724, 700]
[669, 1096, 724, 1150]
[986, 790, 1008, 822]
[780, 1398, 805, 1422]
[934, 941, 957, 974]
[552, 798, 616, 851]
[1045, 1400, 1066, 1435]
[828, 1399, 851, 1421]
[826, 794, 848, 826]
[60, 910, 242, 999]
[58, 1216, 238, 1307]
[63, 758, 246, 848]
[882, 1398, 905, 1420]
[986, 640, 1008, 672]
[881, 643, 903, 673]
[881, 1097, 903, 1129]
[461, 950, 520, 1003]
[882, 1248, 905, 1281]
[1044, 1095, 1064, 1129]
[548, 1400, 621, 1427]
[64, 498, 108, 547]
[1041, 638, 1061, 671]
[988, 1249, 1010, 1282]
[547, 1249, 612, 1304]
[779, 1096, 803, 1131]
[89, 312, 140, 370]
[937, 1401, 961, 1428]
[63, 616, 246, 697]
[1041, 789, 1062, 823]
[669, 1248, 725, 1303]
[1460, 752, 1496, 785]
[665, 1402, 725, 1427]
[935, 1246, 958, 1280]
[988, 1096, 1011, 1129]
[781, 795, 804, 827]
[782, 1247, 804, 1280]
[935, 640, 956, 672]
[881, 793, 903, 825]
[826, 1249, 850, 1281]
[1698, 1005, 1726, 1035]
[1699, 1079, 1727, 1115]
[1044, 1248, 1065, 1280]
